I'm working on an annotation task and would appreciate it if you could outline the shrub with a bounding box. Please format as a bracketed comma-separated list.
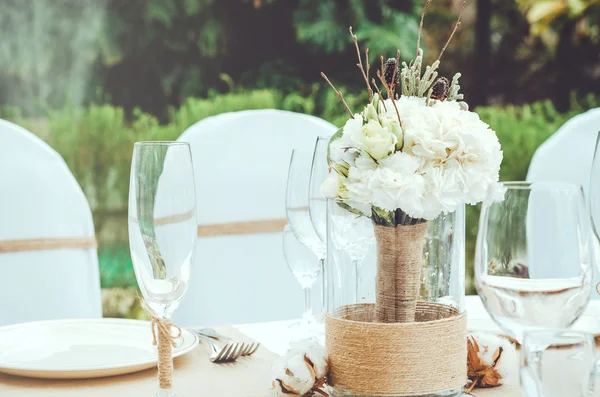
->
[3, 90, 598, 292]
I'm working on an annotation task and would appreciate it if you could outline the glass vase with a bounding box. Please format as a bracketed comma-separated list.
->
[325, 198, 466, 397]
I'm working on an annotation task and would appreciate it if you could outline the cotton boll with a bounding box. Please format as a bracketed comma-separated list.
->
[288, 339, 329, 379]
[470, 333, 516, 383]
[269, 379, 299, 397]
[271, 354, 314, 396]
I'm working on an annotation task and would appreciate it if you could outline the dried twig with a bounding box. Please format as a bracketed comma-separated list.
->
[349, 26, 373, 101]
[321, 72, 354, 118]
[377, 70, 402, 126]
[437, 1, 466, 62]
[416, 0, 433, 56]
[371, 78, 387, 111]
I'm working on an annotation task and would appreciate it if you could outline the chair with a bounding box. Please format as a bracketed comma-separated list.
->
[526, 108, 600, 291]
[0, 119, 102, 325]
[174, 110, 337, 326]
[527, 108, 600, 197]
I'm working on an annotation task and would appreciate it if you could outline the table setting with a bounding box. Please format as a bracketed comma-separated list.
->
[3, 3, 600, 397]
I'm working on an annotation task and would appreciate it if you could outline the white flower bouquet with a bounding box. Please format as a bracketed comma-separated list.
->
[321, 5, 503, 323]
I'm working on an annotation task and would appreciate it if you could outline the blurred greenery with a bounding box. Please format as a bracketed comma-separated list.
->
[2, 89, 598, 299]
[0, 0, 599, 315]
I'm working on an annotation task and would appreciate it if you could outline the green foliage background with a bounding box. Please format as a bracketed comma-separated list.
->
[0, 0, 599, 316]
[2, 90, 598, 302]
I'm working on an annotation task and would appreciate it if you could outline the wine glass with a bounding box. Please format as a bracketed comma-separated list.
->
[128, 142, 196, 397]
[588, 131, 600, 244]
[308, 136, 330, 243]
[521, 330, 596, 397]
[475, 182, 593, 386]
[282, 224, 321, 334]
[327, 198, 375, 301]
[286, 149, 326, 314]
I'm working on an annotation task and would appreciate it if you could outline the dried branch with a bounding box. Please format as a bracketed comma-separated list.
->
[416, 0, 433, 56]
[380, 55, 384, 77]
[437, 1, 466, 62]
[321, 72, 354, 118]
[371, 78, 387, 111]
[349, 26, 373, 101]
[377, 70, 402, 127]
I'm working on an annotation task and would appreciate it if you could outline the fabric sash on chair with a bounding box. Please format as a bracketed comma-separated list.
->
[0, 237, 97, 253]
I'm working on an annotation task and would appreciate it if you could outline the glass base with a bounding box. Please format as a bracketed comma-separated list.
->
[327, 385, 465, 397]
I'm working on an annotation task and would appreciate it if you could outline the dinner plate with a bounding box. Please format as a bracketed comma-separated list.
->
[466, 296, 600, 344]
[0, 318, 198, 379]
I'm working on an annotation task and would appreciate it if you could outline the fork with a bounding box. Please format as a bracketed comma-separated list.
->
[195, 328, 260, 356]
[194, 332, 245, 363]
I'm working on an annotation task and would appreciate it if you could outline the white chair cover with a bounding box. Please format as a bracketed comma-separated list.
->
[174, 110, 337, 325]
[526, 108, 600, 294]
[0, 119, 102, 325]
[527, 108, 600, 196]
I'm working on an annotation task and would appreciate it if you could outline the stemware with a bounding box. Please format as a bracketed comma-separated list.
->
[308, 136, 330, 243]
[589, 131, 600, 244]
[282, 224, 321, 333]
[327, 198, 376, 301]
[521, 330, 596, 397]
[475, 182, 592, 343]
[128, 141, 196, 397]
[286, 148, 326, 314]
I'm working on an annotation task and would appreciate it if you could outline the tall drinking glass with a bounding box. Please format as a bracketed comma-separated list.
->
[283, 224, 321, 333]
[286, 148, 326, 316]
[128, 142, 196, 397]
[475, 182, 593, 388]
[308, 136, 330, 243]
[589, 132, 600, 240]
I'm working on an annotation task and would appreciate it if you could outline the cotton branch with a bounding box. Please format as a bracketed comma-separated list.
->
[371, 78, 387, 111]
[376, 70, 402, 127]
[349, 26, 373, 101]
[437, 1, 466, 63]
[321, 72, 354, 118]
[416, 0, 433, 56]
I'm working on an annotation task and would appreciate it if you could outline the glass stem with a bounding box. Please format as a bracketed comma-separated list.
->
[353, 259, 360, 302]
[319, 257, 326, 315]
[524, 346, 545, 397]
[303, 287, 312, 321]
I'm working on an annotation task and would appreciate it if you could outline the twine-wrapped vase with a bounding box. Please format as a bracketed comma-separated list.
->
[325, 200, 467, 397]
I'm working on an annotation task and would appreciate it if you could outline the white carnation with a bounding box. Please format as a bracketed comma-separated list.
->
[321, 96, 502, 221]
[320, 172, 348, 199]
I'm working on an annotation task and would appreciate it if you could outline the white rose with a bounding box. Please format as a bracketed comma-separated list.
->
[349, 119, 397, 160]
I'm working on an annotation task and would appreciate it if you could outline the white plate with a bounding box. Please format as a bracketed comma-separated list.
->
[466, 296, 600, 343]
[0, 318, 198, 379]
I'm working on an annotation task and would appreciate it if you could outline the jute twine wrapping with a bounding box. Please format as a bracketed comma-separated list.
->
[374, 222, 429, 323]
[142, 302, 182, 390]
[326, 302, 467, 396]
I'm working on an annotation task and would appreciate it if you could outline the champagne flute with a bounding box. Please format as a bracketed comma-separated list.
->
[475, 182, 593, 387]
[283, 224, 321, 333]
[308, 136, 329, 243]
[286, 149, 326, 316]
[589, 132, 600, 240]
[311, 138, 375, 300]
[128, 142, 196, 397]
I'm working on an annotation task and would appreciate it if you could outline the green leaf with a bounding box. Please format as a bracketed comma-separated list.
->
[327, 127, 344, 164]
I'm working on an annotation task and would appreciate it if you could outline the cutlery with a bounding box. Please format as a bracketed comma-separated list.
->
[195, 328, 260, 356]
[194, 333, 244, 363]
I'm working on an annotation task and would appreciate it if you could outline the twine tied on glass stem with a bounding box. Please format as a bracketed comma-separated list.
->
[142, 300, 183, 389]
